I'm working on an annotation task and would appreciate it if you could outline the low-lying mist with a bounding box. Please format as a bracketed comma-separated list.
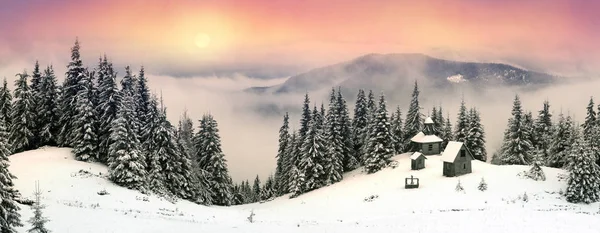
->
[146, 73, 600, 183]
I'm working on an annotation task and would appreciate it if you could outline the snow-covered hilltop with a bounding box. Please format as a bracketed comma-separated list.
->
[10, 147, 600, 233]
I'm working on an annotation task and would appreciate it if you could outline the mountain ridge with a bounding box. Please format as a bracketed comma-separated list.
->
[246, 53, 562, 95]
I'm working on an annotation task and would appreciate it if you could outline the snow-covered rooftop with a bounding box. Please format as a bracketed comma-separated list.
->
[410, 132, 442, 143]
[441, 141, 472, 162]
[410, 152, 427, 160]
[424, 117, 434, 124]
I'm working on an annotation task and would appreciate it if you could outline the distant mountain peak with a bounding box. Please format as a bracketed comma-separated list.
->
[246, 53, 562, 95]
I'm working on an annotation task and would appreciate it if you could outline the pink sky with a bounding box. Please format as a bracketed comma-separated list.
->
[1, 0, 599, 77]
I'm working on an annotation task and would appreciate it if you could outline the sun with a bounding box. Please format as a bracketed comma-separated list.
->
[194, 33, 211, 48]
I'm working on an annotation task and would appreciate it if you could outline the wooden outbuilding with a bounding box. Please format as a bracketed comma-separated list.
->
[441, 141, 474, 177]
[410, 152, 427, 170]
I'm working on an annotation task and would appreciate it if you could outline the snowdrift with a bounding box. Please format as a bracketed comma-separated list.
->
[9, 148, 600, 233]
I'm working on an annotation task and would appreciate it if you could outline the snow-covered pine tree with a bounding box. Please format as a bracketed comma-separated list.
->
[548, 113, 575, 168]
[390, 106, 404, 154]
[9, 71, 34, 153]
[351, 89, 369, 165]
[274, 112, 290, 195]
[0, 112, 22, 232]
[498, 95, 533, 165]
[466, 108, 487, 161]
[176, 109, 195, 156]
[565, 131, 600, 204]
[231, 184, 244, 205]
[107, 90, 147, 191]
[533, 100, 553, 163]
[364, 90, 377, 154]
[152, 106, 201, 201]
[281, 131, 298, 194]
[96, 56, 120, 163]
[194, 114, 233, 206]
[337, 88, 357, 171]
[523, 111, 536, 153]
[58, 39, 86, 147]
[27, 182, 50, 233]
[299, 111, 327, 193]
[29, 61, 43, 148]
[135, 67, 152, 145]
[0, 78, 13, 129]
[454, 99, 469, 143]
[403, 81, 424, 150]
[252, 175, 261, 202]
[441, 113, 453, 149]
[298, 93, 312, 141]
[323, 89, 344, 185]
[432, 106, 443, 136]
[478, 178, 487, 191]
[364, 93, 394, 174]
[527, 161, 546, 181]
[36, 66, 59, 147]
[261, 175, 275, 201]
[72, 69, 99, 162]
[582, 97, 597, 141]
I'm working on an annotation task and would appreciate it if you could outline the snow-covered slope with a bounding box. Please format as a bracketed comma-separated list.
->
[9, 148, 600, 233]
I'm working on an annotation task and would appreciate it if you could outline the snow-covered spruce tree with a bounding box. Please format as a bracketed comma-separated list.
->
[431, 106, 443, 136]
[533, 100, 553, 163]
[527, 161, 546, 181]
[135, 67, 152, 145]
[351, 89, 369, 165]
[252, 175, 261, 202]
[10, 71, 34, 153]
[119, 66, 139, 137]
[29, 61, 43, 148]
[441, 113, 453, 149]
[455, 179, 464, 192]
[454, 99, 469, 143]
[390, 106, 404, 154]
[274, 112, 290, 195]
[403, 81, 424, 151]
[299, 112, 327, 193]
[283, 131, 300, 194]
[0, 78, 13, 129]
[176, 109, 195, 157]
[231, 184, 244, 205]
[364, 93, 395, 174]
[194, 114, 233, 206]
[547, 113, 575, 168]
[565, 131, 600, 204]
[27, 182, 50, 233]
[95, 56, 120, 163]
[144, 97, 169, 196]
[152, 107, 201, 201]
[140, 95, 162, 173]
[107, 91, 147, 191]
[498, 95, 533, 165]
[0, 113, 22, 232]
[261, 175, 275, 201]
[478, 178, 487, 191]
[582, 97, 597, 141]
[323, 89, 344, 185]
[58, 39, 86, 147]
[298, 93, 312, 141]
[36, 66, 59, 147]
[364, 90, 377, 154]
[466, 108, 487, 161]
[337, 88, 357, 171]
[72, 69, 99, 162]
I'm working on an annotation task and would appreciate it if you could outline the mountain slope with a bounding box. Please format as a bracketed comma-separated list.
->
[248, 53, 561, 95]
[9, 147, 600, 233]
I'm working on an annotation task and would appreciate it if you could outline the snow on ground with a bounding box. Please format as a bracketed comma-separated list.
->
[447, 74, 467, 83]
[9, 147, 600, 233]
